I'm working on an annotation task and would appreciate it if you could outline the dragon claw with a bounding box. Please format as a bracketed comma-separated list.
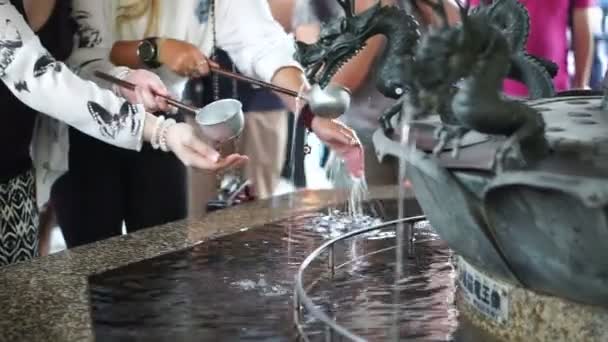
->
[495, 137, 527, 172]
[432, 126, 449, 157]
[432, 139, 446, 157]
[432, 125, 468, 159]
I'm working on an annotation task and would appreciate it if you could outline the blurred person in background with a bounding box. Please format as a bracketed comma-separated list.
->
[468, 0, 596, 96]
[589, 0, 607, 90]
[268, 0, 296, 30]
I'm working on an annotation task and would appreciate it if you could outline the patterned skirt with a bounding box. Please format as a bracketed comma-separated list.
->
[0, 170, 39, 267]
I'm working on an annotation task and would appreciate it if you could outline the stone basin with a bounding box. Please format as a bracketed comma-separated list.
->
[372, 95, 608, 341]
[1, 185, 607, 341]
[0, 187, 399, 341]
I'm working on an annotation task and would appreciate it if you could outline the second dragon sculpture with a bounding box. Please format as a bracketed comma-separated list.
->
[411, 0, 550, 169]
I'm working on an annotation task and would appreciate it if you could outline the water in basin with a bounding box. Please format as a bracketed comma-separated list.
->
[89, 199, 497, 341]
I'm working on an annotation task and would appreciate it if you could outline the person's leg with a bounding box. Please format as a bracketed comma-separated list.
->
[590, 38, 604, 90]
[240, 110, 288, 198]
[37, 201, 55, 256]
[58, 129, 125, 248]
[124, 143, 187, 232]
[0, 170, 39, 266]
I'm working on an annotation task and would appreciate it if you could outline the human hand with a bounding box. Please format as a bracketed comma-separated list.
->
[120, 69, 171, 113]
[311, 117, 365, 178]
[165, 123, 248, 171]
[158, 38, 219, 77]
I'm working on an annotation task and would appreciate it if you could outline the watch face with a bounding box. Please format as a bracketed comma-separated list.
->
[138, 40, 155, 62]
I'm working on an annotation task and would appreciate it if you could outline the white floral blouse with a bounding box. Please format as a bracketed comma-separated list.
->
[0, 1, 146, 152]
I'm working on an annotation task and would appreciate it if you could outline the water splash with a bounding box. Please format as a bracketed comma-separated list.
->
[391, 96, 417, 340]
[230, 276, 289, 297]
[326, 148, 371, 219]
[311, 210, 383, 239]
[348, 177, 368, 218]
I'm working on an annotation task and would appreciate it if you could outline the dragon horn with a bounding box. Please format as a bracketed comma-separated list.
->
[336, 0, 356, 17]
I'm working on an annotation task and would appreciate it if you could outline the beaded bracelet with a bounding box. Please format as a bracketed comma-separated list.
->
[151, 115, 165, 150]
[159, 118, 177, 152]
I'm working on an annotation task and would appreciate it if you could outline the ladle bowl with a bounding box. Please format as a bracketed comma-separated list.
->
[195, 99, 245, 144]
[307, 84, 351, 119]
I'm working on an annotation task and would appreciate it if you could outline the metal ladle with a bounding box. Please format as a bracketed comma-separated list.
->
[209, 67, 351, 118]
[96, 67, 351, 119]
[95, 71, 245, 143]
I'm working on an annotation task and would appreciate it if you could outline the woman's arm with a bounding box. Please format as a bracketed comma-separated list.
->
[215, 0, 301, 85]
[215, 0, 304, 112]
[22, 0, 56, 32]
[0, 3, 146, 151]
[415, 0, 461, 27]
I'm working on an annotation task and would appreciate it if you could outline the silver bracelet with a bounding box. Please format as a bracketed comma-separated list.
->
[159, 118, 177, 152]
[151, 115, 165, 150]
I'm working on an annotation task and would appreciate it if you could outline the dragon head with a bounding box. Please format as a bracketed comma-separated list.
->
[295, 0, 382, 88]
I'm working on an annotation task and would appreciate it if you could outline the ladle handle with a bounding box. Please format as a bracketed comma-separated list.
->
[94, 71, 198, 115]
[209, 66, 300, 98]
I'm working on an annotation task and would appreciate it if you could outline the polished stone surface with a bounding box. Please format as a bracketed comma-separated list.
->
[0, 187, 398, 342]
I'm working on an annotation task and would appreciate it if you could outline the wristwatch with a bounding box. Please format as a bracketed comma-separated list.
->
[137, 37, 161, 69]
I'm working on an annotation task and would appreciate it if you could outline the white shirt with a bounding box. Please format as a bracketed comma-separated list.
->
[69, 0, 302, 98]
[0, 2, 146, 152]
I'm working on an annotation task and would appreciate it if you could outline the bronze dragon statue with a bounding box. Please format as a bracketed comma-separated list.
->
[294, 0, 558, 145]
[410, 0, 550, 170]
[296, 0, 420, 98]
[295, 0, 421, 135]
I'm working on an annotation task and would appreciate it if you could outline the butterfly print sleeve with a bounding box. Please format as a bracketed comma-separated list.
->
[0, 3, 146, 151]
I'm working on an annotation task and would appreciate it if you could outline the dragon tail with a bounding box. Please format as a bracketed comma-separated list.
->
[507, 53, 556, 99]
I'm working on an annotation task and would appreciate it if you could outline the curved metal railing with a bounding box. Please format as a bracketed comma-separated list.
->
[293, 215, 427, 342]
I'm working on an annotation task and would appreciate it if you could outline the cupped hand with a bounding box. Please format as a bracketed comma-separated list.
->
[158, 38, 219, 77]
[121, 69, 170, 113]
[165, 123, 248, 171]
[311, 117, 365, 178]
